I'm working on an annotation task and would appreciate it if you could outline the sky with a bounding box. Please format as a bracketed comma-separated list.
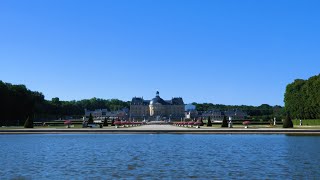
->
[1, 0, 320, 106]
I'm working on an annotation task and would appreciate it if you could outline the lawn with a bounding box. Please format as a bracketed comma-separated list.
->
[292, 119, 320, 126]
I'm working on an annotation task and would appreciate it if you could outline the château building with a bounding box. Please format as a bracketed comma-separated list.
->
[130, 91, 185, 121]
[84, 108, 129, 119]
[197, 109, 248, 121]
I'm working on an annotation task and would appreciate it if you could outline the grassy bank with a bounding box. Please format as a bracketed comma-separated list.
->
[292, 119, 320, 126]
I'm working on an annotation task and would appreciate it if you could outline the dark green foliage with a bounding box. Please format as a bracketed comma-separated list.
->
[103, 117, 109, 126]
[24, 116, 33, 128]
[207, 116, 212, 127]
[49, 97, 130, 120]
[0, 80, 44, 126]
[284, 74, 320, 119]
[283, 113, 294, 128]
[88, 113, 94, 124]
[0, 80, 130, 126]
[199, 117, 204, 126]
[191, 102, 284, 118]
[221, 116, 228, 127]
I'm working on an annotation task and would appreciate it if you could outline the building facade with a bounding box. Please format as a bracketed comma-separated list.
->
[130, 91, 185, 121]
[85, 108, 128, 120]
[198, 109, 248, 121]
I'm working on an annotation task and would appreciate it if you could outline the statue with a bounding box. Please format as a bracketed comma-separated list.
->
[228, 116, 233, 128]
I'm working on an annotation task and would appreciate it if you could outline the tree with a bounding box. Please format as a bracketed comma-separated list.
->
[88, 113, 94, 124]
[284, 74, 320, 119]
[51, 97, 61, 105]
[103, 117, 109, 127]
[207, 116, 212, 127]
[221, 115, 228, 127]
[199, 117, 204, 126]
[283, 113, 294, 128]
[24, 116, 33, 128]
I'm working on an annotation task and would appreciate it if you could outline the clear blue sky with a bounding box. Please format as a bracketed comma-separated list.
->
[1, 0, 320, 106]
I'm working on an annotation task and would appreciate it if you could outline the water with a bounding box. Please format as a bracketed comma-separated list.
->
[0, 134, 320, 179]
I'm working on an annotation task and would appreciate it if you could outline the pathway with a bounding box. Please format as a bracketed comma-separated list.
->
[129, 124, 187, 130]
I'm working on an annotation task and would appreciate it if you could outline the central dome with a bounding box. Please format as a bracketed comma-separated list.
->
[150, 96, 167, 105]
[150, 91, 167, 105]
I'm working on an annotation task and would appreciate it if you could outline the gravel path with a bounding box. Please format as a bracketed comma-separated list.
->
[129, 124, 187, 130]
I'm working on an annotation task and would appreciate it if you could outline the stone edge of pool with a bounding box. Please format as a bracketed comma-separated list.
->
[1, 129, 320, 134]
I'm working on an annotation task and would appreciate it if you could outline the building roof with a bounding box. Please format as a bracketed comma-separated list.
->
[150, 96, 169, 105]
[131, 97, 150, 105]
[131, 91, 184, 106]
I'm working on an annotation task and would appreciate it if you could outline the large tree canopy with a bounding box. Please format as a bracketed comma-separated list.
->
[284, 74, 320, 119]
[0, 81, 45, 126]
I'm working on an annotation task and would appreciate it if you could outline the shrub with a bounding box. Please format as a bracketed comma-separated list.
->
[88, 113, 94, 124]
[198, 118, 204, 126]
[64, 120, 72, 128]
[103, 117, 109, 127]
[24, 116, 33, 128]
[243, 121, 251, 128]
[283, 113, 294, 128]
[221, 116, 228, 127]
[207, 116, 212, 127]
[114, 121, 122, 127]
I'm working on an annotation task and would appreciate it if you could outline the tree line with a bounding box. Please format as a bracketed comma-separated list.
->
[0, 81, 44, 126]
[0, 80, 130, 126]
[46, 97, 130, 120]
[192, 102, 284, 120]
[284, 74, 320, 119]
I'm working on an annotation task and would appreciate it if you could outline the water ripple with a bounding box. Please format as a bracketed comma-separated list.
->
[0, 134, 320, 179]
